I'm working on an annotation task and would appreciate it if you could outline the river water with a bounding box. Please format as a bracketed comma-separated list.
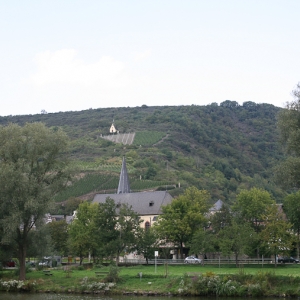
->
[0, 295, 197, 300]
[0, 294, 278, 300]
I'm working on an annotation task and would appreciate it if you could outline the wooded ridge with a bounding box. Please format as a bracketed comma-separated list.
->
[0, 101, 286, 208]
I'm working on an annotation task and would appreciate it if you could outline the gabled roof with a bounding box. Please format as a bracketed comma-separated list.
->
[117, 156, 130, 194]
[209, 199, 224, 212]
[93, 191, 173, 215]
[65, 215, 74, 224]
[50, 215, 65, 221]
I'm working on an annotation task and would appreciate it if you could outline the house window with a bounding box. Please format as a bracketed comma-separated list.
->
[149, 201, 154, 207]
[145, 221, 151, 230]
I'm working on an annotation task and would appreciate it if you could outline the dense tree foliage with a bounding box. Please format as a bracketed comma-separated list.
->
[276, 83, 300, 189]
[48, 220, 69, 256]
[189, 229, 216, 262]
[232, 188, 275, 233]
[135, 227, 157, 264]
[68, 199, 141, 266]
[0, 123, 69, 280]
[107, 201, 141, 265]
[68, 202, 98, 264]
[260, 205, 294, 267]
[218, 219, 256, 267]
[0, 102, 286, 205]
[283, 191, 300, 259]
[154, 187, 210, 258]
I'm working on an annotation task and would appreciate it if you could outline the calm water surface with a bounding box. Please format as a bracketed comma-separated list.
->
[0, 295, 195, 300]
[0, 294, 279, 300]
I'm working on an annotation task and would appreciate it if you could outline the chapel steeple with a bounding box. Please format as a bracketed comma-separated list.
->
[117, 156, 130, 194]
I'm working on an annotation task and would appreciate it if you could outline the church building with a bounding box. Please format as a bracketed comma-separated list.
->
[109, 120, 119, 134]
[92, 157, 173, 229]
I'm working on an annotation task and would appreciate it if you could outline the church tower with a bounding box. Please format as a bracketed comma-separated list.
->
[117, 156, 131, 194]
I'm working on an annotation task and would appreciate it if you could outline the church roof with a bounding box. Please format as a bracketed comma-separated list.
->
[209, 199, 224, 212]
[117, 157, 131, 194]
[93, 191, 173, 215]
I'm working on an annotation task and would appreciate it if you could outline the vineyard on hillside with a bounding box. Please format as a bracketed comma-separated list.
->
[101, 132, 135, 145]
[130, 180, 174, 191]
[54, 172, 176, 202]
[2, 103, 287, 204]
[70, 160, 135, 173]
[54, 173, 119, 202]
[133, 131, 166, 146]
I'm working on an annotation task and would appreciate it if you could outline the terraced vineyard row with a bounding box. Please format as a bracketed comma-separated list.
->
[132, 131, 166, 146]
[101, 132, 135, 145]
[55, 172, 175, 202]
[54, 173, 119, 202]
[100, 131, 165, 146]
[130, 180, 174, 191]
[70, 160, 135, 173]
[98, 164, 135, 173]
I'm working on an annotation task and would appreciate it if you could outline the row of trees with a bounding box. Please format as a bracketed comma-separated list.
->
[1, 82, 300, 280]
[42, 187, 300, 269]
[154, 187, 300, 267]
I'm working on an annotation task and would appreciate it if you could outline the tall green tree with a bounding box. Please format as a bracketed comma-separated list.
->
[154, 187, 210, 258]
[68, 202, 98, 265]
[218, 219, 256, 267]
[232, 188, 275, 233]
[136, 227, 157, 264]
[94, 198, 118, 261]
[26, 224, 54, 261]
[113, 203, 142, 265]
[47, 219, 69, 256]
[62, 197, 83, 216]
[260, 205, 294, 267]
[189, 229, 216, 262]
[210, 204, 232, 233]
[0, 123, 69, 280]
[276, 82, 300, 188]
[283, 191, 300, 259]
[94, 198, 141, 265]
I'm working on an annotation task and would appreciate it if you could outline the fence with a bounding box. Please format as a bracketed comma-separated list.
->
[120, 257, 273, 266]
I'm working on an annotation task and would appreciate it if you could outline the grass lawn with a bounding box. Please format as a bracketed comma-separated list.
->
[1, 263, 300, 294]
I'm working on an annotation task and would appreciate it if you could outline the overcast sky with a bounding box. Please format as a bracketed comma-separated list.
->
[1, 0, 299, 116]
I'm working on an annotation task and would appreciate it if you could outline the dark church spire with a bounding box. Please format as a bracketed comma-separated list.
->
[117, 156, 130, 194]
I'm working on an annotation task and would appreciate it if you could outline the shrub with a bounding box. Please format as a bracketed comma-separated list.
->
[179, 272, 244, 297]
[0, 279, 36, 292]
[246, 283, 263, 297]
[105, 264, 121, 283]
[254, 270, 276, 284]
[80, 277, 115, 292]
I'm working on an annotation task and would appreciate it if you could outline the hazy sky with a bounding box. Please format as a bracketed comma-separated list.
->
[1, 0, 300, 116]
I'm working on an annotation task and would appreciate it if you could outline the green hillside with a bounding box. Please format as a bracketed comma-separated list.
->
[0, 101, 286, 205]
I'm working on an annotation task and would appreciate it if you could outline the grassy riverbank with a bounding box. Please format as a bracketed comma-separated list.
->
[1, 264, 300, 296]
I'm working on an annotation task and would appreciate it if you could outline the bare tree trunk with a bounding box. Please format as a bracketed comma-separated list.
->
[18, 244, 27, 280]
[297, 229, 300, 261]
[17, 227, 28, 281]
[180, 242, 184, 259]
[235, 253, 239, 268]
